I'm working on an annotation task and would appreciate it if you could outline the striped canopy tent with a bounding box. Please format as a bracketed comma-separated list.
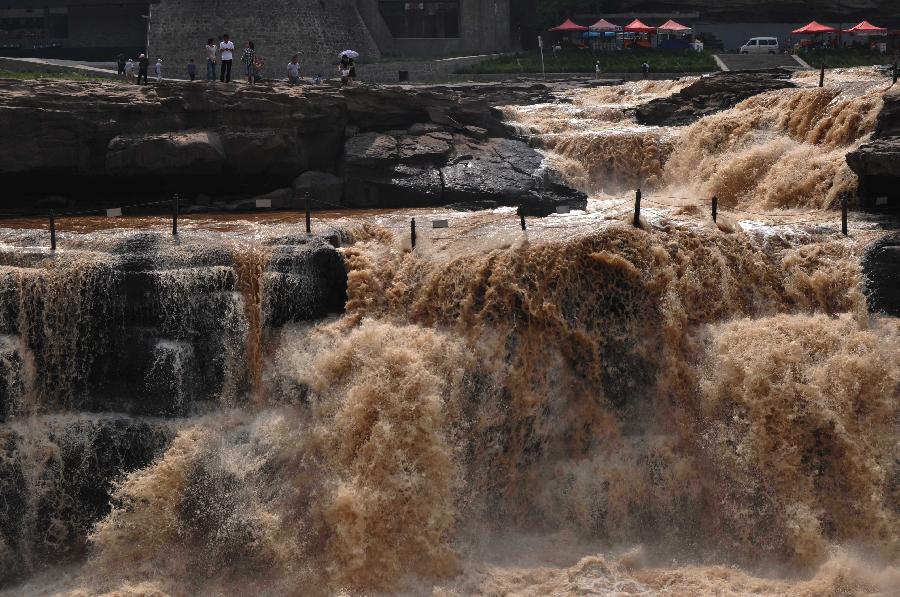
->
[624, 19, 657, 34]
[549, 18, 588, 32]
[792, 21, 838, 35]
[657, 19, 691, 33]
[843, 21, 888, 35]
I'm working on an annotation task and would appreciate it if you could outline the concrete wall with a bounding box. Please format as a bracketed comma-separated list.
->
[356, 0, 511, 58]
[148, 0, 381, 80]
[66, 6, 148, 50]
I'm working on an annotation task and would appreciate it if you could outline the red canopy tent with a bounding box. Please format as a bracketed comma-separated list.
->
[657, 19, 691, 33]
[792, 21, 838, 35]
[624, 19, 656, 34]
[549, 18, 588, 32]
[843, 21, 888, 35]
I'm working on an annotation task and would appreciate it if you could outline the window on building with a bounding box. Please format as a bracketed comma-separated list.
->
[379, 1, 460, 38]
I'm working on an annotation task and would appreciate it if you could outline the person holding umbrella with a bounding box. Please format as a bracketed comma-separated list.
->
[339, 50, 358, 86]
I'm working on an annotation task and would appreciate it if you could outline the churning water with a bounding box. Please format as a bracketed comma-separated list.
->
[0, 69, 898, 596]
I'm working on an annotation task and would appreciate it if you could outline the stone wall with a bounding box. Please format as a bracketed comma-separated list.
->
[148, 0, 514, 76]
[148, 0, 381, 80]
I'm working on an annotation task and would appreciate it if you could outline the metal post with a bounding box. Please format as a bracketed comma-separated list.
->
[819, 62, 825, 87]
[410, 218, 417, 249]
[633, 189, 642, 228]
[305, 191, 311, 235]
[49, 210, 56, 251]
[841, 195, 848, 236]
[172, 193, 179, 236]
[538, 35, 546, 80]
[712, 196, 718, 223]
[520, 212, 527, 231]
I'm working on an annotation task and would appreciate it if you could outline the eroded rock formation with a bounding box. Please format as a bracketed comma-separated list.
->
[0, 79, 584, 214]
[634, 69, 796, 126]
[847, 87, 900, 208]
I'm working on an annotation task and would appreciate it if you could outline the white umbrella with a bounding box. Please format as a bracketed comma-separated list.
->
[339, 50, 359, 59]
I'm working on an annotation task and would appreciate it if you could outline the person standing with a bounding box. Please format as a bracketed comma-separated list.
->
[287, 54, 301, 85]
[125, 58, 135, 79]
[641, 61, 650, 79]
[155, 57, 163, 82]
[241, 41, 257, 85]
[205, 38, 217, 81]
[136, 53, 149, 85]
[188, 59, 197, 81]
[338, 54, 351, 86]
[116, 53, 126, 77]
[219, 34, 234, 82]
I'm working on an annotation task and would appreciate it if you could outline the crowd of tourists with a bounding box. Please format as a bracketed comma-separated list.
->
[117, 35, 358, 87]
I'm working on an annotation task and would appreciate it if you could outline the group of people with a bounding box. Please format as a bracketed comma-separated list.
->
[205, 35, 263, 84]
[117, 53, 163, 85]
[116, 36, 359, 86]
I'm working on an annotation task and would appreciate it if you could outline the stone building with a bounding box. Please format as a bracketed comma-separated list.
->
[0, 0, 515, 72]
[147, 0, 512, 79]
[0, 0, 151, 60]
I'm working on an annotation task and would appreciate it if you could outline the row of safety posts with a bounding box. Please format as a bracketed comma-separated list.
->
[45, 189, 851, 252]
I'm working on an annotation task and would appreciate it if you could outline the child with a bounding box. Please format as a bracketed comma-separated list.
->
[155, 57, 163, 82]
[188, 59, 197, 81]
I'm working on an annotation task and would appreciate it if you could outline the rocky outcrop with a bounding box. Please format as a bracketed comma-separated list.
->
[634, 69, 795, 126]
[846, 87, 900, 208]
[342, 127, 587, 213]
[0, 79, 583, 214]
[862, 233, 900, 316]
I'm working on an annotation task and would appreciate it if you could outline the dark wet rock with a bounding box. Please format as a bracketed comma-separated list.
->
[635, 69, 795, 126]
[35, 195, 67, 209]
[0, 416, 173, 585]
[220, 129, 309, 177]
[518, 185, 589, 217]
[862, 233, 900, 316]
[847, 88, 900, 208]
[252, 187, 295, 209]
[294, 171, 344, 209]
[343, 131, 584, 213]
[399, 133, 453, 162]
[106, 131, 226, 175]
[0, 79, 583, 212]
[448, 200, 498, 211]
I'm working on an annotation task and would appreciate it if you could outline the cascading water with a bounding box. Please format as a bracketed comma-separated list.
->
[505, 70, 887, 211]
[1, 69, 898, 596]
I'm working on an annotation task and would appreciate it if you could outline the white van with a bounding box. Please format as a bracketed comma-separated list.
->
[739, 37, 780, 54]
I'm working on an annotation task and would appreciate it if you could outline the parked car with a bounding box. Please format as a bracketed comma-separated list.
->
[739, 37, 780, 54]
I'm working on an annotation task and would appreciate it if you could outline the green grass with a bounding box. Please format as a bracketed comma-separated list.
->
[0, 69, 113, 82]
[457, 49, 718, 74]
[798, 48, 898, 68]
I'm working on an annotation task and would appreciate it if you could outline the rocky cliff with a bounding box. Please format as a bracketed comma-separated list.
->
[846, 86, 900, 208]
[0, 79, 587, 215]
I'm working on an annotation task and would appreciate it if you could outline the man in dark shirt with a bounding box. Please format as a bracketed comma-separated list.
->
[137, 54, 149, 85]
[116, 53, 126, 76]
